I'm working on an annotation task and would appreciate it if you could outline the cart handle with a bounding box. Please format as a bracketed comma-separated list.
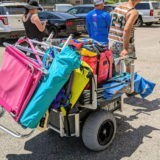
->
[114, 56, 129, 62]
[114, 56, 137, 62]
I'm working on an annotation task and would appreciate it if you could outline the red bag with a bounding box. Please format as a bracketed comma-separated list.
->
[81, 49, 112, 83]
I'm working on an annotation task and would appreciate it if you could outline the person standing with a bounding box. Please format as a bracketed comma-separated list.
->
[23, 0, 46, 41]
[86, 0, 111, 44]
[109, 0, 141, 73]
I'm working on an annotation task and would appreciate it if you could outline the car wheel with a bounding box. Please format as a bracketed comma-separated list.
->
[135, 16, 143, 27]
[0, 38, 4, 45]
[49, 26, 58, 38]
[145, 23, 153, 26]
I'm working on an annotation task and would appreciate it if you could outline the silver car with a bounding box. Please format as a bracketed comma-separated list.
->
[0, 2, 27, 41]
[135, 1, 160, 27]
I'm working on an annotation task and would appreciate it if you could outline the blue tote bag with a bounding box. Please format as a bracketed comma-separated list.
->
[20, 46, 81, 128]
[102, 73, 130, 100]
[134, 73, 155, 98]
[102, 72, 155, 100]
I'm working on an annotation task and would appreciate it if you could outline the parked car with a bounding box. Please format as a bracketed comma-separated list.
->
[66, 4, 115, 33]
[66, 4, 116, 19]
[105, 4, 116, 13]
[53, 4, 73, 12]
[38, 11, 86, 38]
[135, 1, 160, 26]
[0, 2, 27, 41]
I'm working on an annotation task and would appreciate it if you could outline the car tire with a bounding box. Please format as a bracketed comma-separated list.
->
[82, 110, 116, 151]
[0, 38, 4, 45]
[49, 26, 58, 38]
[135, 16, 143, 27]
[145, 23, 153, 26]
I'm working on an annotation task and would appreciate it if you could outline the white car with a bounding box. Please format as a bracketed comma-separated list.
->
[135, 1, 160, 26]
[0, 2, 27, 41]
[53, 4, 73, 12]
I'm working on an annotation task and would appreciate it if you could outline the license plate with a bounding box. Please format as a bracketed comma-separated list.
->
[77, 25, 85, 31]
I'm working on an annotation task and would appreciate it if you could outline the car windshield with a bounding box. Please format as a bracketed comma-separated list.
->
[67, 8, 78, 14]
[38, 11, 59, 19]
[135, 3, 150, 10]
[78, 7, 93, 13]
[152, 2, 160, 9]
[53, 12, 76, 19]
[56, 5, 73, 12]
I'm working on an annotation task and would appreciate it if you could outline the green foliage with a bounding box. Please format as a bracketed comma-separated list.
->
[106, 0, 116, 4]
[106, 0, 127, 4]
[106, 0, 160, 4]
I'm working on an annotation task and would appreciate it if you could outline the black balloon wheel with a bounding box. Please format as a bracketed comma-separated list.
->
[97, 120, 114, 146]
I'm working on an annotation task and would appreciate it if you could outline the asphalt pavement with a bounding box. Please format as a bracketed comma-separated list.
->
[0, 24, 160, 160]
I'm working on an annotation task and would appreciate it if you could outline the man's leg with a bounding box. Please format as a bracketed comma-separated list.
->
[111, 42, 122, 75]
[125, 45, 136, 73]
[126, 64, 131, 73]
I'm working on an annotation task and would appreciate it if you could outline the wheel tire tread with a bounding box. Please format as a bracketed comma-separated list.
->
[82, 110, 116, 151]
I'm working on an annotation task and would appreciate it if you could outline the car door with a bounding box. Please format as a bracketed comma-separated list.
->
[104, 5, 115, 13]
[5, 6, 25, 31]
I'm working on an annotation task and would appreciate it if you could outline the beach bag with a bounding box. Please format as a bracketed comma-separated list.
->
[52, 61, 92, 110]
[133, 73, 155, 98]
[20, 46, 81, 129]
[70, 61, 93, 108]
[52, 88, 66, 110]
[0, 38, 43, 121]
[79, 48, 97, 57]
[102, 72, 155, 100]
[51, 71, 74, 110]
[81, 49, 112, 83]
[51, 72, 75, 116]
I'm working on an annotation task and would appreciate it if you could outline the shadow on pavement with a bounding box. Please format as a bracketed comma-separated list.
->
[136, 24, 160, 28]
[6, 110, 160, 160]
[124, 96, 160, 121]
[0, 39, 17, 47]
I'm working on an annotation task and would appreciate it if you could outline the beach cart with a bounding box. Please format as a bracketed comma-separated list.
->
[0, 35, 135, 151]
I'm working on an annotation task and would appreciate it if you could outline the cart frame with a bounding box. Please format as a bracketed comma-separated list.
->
[0, 35, 135, 151]
[47, 61, 134, 138]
